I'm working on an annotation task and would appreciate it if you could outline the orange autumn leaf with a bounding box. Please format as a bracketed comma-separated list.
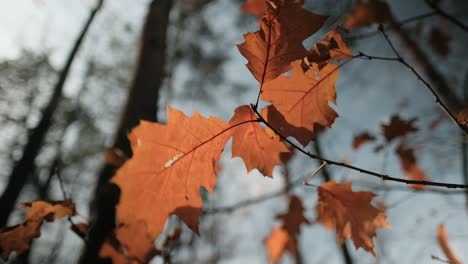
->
[100, 221, 157, 264]
[265, 195, 309, 263]
[264, 227, 296, 263]
[316, 181, 389, 254]
[352, 132, 376, 150]
[241, 0, 267, 17]
[437, 224, 463, 264]
[307, 30, 352, 67]
[396, 144, 428, 190]
[261, 105, 317, 147]
[261, 61, 339, 146]
[381, 115, 418, 142]
[238, 0, 327, 83]
[457, 107, 468, 127]
[0, 199, 75, 260]
[276, 195, 309, 236]
[230, 105, 290, 177]
[112, 107, 232, 238]
[344, 0, 390, 29]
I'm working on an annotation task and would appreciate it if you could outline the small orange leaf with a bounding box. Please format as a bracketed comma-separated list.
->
[344, 0, 390, 29]
[457, 108, 468, 127]
[230, 105, 290, 177]
[238, 1, 327, 83]
[264, 227, 296, 263]
[381, 115, 418, 142]
[317, 181, 389, 254]
[0, 200, 75, 260]
[261, 61, 339, 146]
[437, 224, 462, 264]
[276, 195, 309, 236]
[307, 30, 352, 67]
[352, 132, 376, 150]
[396, 144, 428, 190]
[264, 195, 308, 263]
[113, 107, 232, 238]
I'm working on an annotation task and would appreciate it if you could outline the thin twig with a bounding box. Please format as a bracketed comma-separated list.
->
[303, 161, 327, 185]
[251, 105, 468, 189]
[425, 0, 468, 33]
[378, 26, 468, 136]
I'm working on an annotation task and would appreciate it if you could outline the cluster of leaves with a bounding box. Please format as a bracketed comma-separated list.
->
[2, 0, 465, 263]
[0, 200, 75, 260]
[107, 0, 389, 261]
[352, 115, 429, 190]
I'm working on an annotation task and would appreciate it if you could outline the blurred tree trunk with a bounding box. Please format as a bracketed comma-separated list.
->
[80, 0, 173, 262]
[0, 0, 104, 227]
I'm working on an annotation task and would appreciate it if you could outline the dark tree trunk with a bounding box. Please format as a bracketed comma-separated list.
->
[0, 0, 104, 227]
[80, 0, 173, 262]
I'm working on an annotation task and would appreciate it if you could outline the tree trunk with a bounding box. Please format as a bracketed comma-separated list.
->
[80, 0, 173, 262]
[0, 0, 104, 227]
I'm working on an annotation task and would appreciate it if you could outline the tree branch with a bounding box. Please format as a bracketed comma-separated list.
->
[251, 106, 468, 189]
[425, 0, 468, 32]
[377, 26, 468, 136]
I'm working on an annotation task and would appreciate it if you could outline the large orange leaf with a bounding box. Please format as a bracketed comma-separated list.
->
[230, 105, 290, 177]
[316, 181, 389, 255]
[0, 200, 75, 260]
[261, 61, 339, 146]
[100, 221, 157, 264]
[265, 195, 309, 263]
[112, 107, 232, 238]
[238, 0, 327, 84]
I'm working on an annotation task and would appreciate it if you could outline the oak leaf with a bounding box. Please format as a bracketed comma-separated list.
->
[316, 181, 389, 254]
[112, 107, 232, 238]
[437, 224, 462, 264]
[395, 144, 428, 190]
[0, 199, 75, 260]
[261, 61, 339, 146]
[344, 0, 391, 29]
[230, 105, 290, 177]
[381, 115, 418, 142]
[241, 0, 267, 17]
[100, 221, 157, 264]
[265, 195, 309, 263]
[276, 195, 309, 236]
[264, 227, 296, 263]
[307, 30, 352, 67]
[352, 132, 376, 150]
[238, 0, 327, 83]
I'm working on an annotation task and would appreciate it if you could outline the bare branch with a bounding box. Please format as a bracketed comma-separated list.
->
[251, 106, 468, 189]
[377, 26, 468, 136]
[425, 0, 468, 33]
